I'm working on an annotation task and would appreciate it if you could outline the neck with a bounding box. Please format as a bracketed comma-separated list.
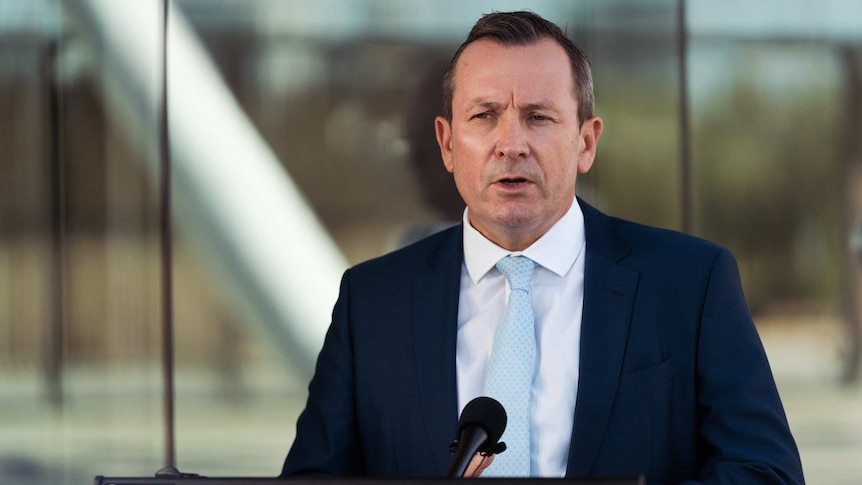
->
[472, 218, 554, 252]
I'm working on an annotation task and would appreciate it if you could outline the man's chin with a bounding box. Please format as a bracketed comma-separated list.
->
[491, 209, 545, 230]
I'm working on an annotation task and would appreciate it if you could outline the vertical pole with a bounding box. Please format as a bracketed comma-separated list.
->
[840, 46, 861, 385]
[159, 0, 177, 468]
[677, 0, 693, 234]
[47, 39, 65, 409]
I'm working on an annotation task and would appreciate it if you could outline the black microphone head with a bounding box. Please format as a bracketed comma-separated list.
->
[458, 396, 507, 446]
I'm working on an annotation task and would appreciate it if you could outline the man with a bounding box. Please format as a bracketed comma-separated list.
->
[281, 11, 804, 484]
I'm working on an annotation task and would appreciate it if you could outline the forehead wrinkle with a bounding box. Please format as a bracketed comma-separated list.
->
[464, 96, 562, 115]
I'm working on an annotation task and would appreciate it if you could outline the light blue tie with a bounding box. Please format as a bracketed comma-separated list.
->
[483, 255, 536, 477]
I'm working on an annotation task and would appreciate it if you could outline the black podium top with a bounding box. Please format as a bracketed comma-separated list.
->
[94, 477, 645, 485]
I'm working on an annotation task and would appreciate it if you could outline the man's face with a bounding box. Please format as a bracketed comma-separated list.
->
[435, 38, 602, 250]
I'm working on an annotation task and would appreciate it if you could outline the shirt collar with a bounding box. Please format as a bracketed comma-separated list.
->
[462, 198, 585, 284]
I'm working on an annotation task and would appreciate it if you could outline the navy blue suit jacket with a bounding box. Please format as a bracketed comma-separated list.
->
[281, 199, 804, 484]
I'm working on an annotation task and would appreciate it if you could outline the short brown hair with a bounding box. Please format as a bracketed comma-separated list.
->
[442, 11, 595, 126]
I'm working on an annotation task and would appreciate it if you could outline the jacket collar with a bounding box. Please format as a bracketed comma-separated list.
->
[411, 225, 464, 473]
[566, 198, 639, 476]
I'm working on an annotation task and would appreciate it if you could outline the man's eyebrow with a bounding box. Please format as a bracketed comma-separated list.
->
[465, 98, 501, 112]
[521, 101, 559, 112]
[464, 98, 561, 113]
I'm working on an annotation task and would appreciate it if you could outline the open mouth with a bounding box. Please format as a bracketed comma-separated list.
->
[499, 177, 528, 186]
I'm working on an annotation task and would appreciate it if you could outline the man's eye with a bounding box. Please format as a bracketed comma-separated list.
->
[471, 112, 492, 120]
[531, 114, 551, 122]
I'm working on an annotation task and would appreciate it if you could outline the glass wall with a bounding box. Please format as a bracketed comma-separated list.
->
[1, 1, 164, 483]
[1, 0, 860, 483]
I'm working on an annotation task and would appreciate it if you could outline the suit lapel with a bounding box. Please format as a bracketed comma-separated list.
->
[566, 199, 639, 476]
[411, 225, 463, 473]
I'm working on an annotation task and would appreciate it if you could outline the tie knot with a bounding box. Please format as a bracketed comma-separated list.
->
[496, 256, 535, 292]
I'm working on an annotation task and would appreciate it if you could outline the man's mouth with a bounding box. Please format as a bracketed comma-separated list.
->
[499, 177, 528, 186]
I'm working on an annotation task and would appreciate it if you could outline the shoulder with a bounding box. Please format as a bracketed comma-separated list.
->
[618, 218, 738, 286]
[615, 217, 723, 260]
[580, 198, 729, 272]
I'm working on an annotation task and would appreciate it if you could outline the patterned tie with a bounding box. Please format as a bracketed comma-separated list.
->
[483, 255, 536, 477]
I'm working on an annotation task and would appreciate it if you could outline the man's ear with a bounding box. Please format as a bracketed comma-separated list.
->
[577, 116, 603, 174]
[435, 116, 455, 173]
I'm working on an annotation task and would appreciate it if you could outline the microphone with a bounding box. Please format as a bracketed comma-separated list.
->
[445, 396, 508, 477]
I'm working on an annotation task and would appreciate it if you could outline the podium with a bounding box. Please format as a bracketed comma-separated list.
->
[94, 478, 645, 485]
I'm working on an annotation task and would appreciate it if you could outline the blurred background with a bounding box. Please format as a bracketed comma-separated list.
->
[1, 0, 861, 483]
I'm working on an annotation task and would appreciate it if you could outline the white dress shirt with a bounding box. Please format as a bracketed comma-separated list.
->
[456, 198, 586, 477]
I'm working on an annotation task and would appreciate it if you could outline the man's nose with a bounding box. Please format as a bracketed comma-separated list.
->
[496, 117, 529, 159]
